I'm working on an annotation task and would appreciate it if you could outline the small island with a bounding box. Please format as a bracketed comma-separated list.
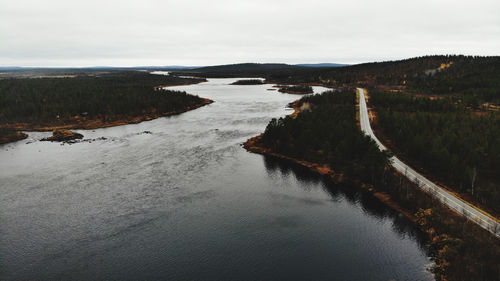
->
[245, 86, 500, 281]
[277, 85, 313, 95]
[41, 129, 83, 142]
[230, 79, 265, 85]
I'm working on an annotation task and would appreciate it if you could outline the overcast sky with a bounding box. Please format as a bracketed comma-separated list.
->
[1, 0, 499, 67]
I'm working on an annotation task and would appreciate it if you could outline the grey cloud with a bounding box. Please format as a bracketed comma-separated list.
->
[1, 0, 499, 66]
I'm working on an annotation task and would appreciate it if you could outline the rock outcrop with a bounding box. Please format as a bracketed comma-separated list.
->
[41, 129, 83, 142]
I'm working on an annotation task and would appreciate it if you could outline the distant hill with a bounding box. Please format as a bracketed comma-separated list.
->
[171, 63, 306, 78]
[295, 63, 349, 67]
[191, 63, 300, 72]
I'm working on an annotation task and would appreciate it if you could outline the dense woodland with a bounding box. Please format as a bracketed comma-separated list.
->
[0, 71, 207, 124]
[407, 57, 500, 105]
[258, 90, 499, 281]
[171, 63, 305, 78]
[231, 79, 264, 85]
[261, 91, 392, 186]
[177, 56, 500, 107]
[277, 85, 313, 94]
[370, 91, 500, 213]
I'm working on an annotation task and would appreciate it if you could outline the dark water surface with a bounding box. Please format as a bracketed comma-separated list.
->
[0, 79, 433, 280]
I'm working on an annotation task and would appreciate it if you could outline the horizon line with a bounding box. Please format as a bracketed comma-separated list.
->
[1, 54, 498, 69]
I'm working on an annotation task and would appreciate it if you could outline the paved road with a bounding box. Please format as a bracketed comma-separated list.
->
[357, 88, 499, 237]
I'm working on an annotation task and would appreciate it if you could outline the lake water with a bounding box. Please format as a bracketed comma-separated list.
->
[0, 78, 433, 280]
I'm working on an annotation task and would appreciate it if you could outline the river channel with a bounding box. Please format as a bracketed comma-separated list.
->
[0, 78, 433, 280]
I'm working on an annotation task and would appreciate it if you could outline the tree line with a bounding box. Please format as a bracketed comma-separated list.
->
[370, 90, 500, 213]
[277, 85, 313, 94]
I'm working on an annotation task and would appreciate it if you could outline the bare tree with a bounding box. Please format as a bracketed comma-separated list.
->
[468, 166, 477, 196]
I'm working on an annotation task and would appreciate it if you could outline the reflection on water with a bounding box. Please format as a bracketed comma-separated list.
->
[0, 78, 433, 280]
[263, 155, 429, 248]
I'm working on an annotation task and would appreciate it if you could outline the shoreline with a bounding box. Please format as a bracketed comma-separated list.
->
[0, 132, 28, 145]
[153, 79, 207, 89]
[243, 134, 418, 223]
[0, 99, 213, 141]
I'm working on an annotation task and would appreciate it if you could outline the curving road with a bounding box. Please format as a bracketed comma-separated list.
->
[357, 88, 500, 237]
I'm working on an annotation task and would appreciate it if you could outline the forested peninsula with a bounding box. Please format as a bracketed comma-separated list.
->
[244, 89, 499, 281]
[0, 71, 211, 144]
